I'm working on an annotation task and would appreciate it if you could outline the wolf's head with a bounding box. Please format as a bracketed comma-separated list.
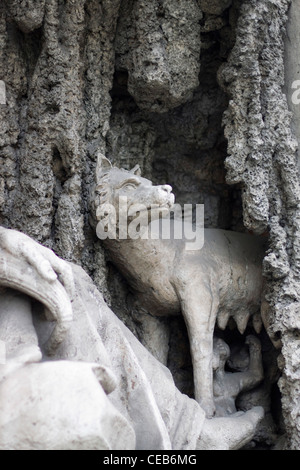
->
[94, 156, 175, 237]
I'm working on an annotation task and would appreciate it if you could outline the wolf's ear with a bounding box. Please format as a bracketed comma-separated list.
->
[130, 164, 141, 177]
[97, 153, 112, 174]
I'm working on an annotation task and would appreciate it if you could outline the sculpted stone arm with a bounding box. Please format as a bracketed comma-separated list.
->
[0, 227, 74, 296]
[0, 226, 74, 355]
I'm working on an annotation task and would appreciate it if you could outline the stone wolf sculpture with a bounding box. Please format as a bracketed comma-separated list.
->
[94, 156, 265, 417]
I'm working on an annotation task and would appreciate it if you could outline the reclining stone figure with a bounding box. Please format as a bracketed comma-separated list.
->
[94, 156, 266, 417]
[0, 226, 264, 450]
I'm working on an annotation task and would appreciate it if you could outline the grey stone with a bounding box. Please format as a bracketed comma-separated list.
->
[0, 0, 299, 449]
[0, 361, 135, 450]
[115, 0, 202, 112]
[0, 81, 5, 105]
[213, 336, 264, 417]
[198, 0, 232, 16]
[219, 0, 300, 449]
[5, 0, 46, 33]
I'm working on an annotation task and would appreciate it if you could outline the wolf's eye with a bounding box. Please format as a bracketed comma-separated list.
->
[122, 183, 138, 190]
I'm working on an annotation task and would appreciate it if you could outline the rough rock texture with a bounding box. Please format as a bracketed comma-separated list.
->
[0, 0, 241, 264]
[110, 3, 242, 231]
[198, 0, 232, 16]
[115, 0, 202, 113]
[0, 0, 122, 300]
[284, 0, 300, 171]
[220, 0, 300, 449]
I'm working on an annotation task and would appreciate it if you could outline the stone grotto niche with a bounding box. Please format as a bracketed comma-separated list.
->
[102, 0, 283, 449]
[0, 0, 299, 451]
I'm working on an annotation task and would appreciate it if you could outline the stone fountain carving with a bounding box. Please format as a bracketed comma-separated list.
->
[94, 156, 266, 418]
[0, 224, 265, 449]
[0, 158, 267, 449]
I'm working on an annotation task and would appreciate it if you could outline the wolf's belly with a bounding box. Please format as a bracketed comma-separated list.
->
[134, 277, 181, 317]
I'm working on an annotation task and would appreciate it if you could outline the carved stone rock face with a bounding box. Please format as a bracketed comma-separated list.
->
[115, 0, 202, 112]
[5, 0, 46, 33]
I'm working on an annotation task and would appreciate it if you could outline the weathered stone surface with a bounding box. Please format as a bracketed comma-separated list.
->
[284, 0, 300, 171]
[198, 0, 232, 16]
[281, 0, 300, 449]
[115, 0, 202, 113]
[0, 361, 135, 450]
[108, 47, 238, 232]
[220, 0, 300, 449]
[0, 0, 299, 449]
[5, 0, 46, 33]
[0, 0, 122, 300]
